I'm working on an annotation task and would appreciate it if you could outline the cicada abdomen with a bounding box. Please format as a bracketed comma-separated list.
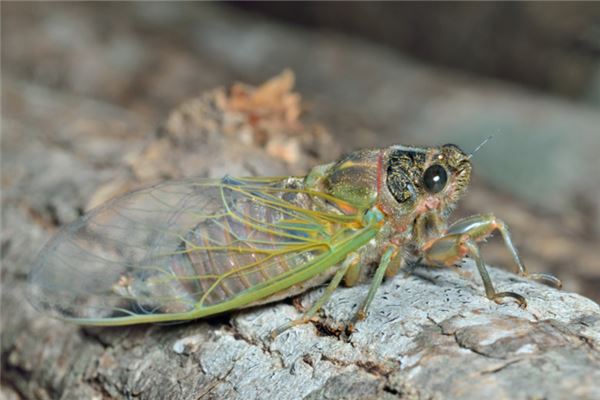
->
[28, 176, 361, 324]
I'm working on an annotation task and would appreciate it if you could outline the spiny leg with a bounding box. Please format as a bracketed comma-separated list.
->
[445, 214, 561, 288]
[424, 232, 526, 306]
[352, 245, 397, 323]
[271, 253, 360, 338]
[464, 238, 527, 306]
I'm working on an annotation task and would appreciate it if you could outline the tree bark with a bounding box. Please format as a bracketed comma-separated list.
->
[2, 73, 599, 400]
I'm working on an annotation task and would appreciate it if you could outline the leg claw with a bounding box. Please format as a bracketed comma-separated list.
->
[492, 291, 527, 308]
[524, 273, 562, 289]
[270, 317, 308, 339]
[356, 310, 366, 321]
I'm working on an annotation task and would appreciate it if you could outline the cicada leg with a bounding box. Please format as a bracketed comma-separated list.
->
[352, 245, 398, 323]
[422, 213, 562, 307]
[271, 253, 361, 338]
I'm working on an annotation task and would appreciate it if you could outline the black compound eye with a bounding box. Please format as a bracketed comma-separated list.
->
[423, 164, 448, 193]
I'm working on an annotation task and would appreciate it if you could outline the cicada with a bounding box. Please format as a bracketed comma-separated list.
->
[28, 144, 561, 334]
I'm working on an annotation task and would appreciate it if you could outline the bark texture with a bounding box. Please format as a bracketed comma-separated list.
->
[2, 73, 600, 400]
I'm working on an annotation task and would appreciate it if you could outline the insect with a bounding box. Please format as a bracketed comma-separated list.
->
[28, 143, 561, 335]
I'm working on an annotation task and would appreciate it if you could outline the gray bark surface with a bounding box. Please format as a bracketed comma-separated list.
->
[2, 73, 600, 400]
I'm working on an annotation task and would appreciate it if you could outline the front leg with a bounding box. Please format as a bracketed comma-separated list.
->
[422, 213, 561, 306]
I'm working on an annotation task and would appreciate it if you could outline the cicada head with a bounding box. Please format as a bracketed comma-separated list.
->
[381, 144, 472, 222]
[307, 143, 472, 226]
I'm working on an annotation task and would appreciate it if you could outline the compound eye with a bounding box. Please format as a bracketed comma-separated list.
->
[423, 164, 448, 193]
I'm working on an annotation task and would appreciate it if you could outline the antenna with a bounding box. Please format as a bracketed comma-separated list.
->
[468, 135, 493, 159]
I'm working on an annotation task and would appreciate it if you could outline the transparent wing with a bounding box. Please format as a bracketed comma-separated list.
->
[28, 176, 371, 324]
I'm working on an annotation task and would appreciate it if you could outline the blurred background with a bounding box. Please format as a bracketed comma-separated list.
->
[2, 2, 599, 304]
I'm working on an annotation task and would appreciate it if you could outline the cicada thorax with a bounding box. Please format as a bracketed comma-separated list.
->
[311, 149, 380, 210]
[123, 176, 352, 315]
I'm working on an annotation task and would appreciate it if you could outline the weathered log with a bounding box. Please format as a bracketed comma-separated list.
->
[2, 73, 599, 400]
